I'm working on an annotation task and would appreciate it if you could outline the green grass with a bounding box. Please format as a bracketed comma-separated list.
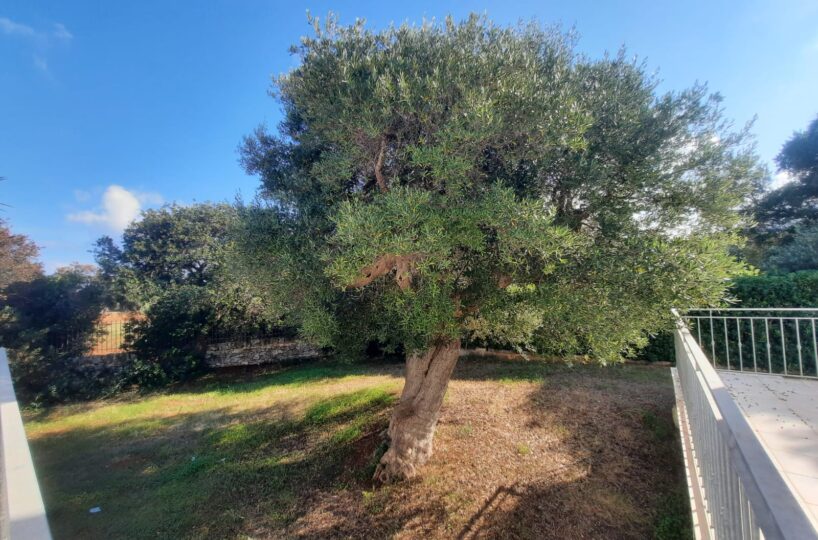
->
[24, 358, 686, 539]
[25, 362, 402, 539]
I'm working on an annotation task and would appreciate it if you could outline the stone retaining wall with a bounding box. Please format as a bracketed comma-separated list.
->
[204, 338, 323, 368]
[72, 338, 322, 373]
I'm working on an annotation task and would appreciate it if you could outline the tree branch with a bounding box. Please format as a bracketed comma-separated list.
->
[374, 136, 388, 193]
[348, 253, 422, 290]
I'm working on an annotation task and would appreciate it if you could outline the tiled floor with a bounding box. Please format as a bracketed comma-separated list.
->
[720, 371, 818, 529]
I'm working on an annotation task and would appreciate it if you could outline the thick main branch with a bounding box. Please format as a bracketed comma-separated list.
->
[374, 136, 388, 193]
[348, 253, 422, 290]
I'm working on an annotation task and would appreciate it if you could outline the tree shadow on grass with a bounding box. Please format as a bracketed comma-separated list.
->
[449, 365, 691, 540]
[28, 354, 685, 539]
[28, 387, 422, 540]
[452, 354, 671, 385]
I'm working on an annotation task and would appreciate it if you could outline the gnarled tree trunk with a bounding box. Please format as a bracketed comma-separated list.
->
[374, 338, 460, 482]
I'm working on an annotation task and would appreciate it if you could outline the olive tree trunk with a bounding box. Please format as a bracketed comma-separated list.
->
[374, 338, 460, 482]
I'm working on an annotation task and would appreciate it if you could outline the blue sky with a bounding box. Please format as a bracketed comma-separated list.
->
[1, 0, 817, 272]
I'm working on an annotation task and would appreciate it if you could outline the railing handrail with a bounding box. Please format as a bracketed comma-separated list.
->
[687, 307, 818, 312]
[0, 348, 52, 540]
[672, 309, 818, 539]
[681, 307, 818, 379]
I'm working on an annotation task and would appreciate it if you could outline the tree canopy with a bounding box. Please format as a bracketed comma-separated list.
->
[94, 204, 241, 308]
[236, 14, 763, 480]
[756, 115, 818, 231]
[238, 14, 762, 361]
[0, 218, 42, 296]
[94, 204, 283, 385]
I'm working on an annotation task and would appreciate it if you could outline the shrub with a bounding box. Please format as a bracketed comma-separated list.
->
[730, 271, 818, 307]
[124, 286, 212, 387]
[0, 266, 105, 403]
[124, 284, 283, 387]
[639, 270, 818, 364]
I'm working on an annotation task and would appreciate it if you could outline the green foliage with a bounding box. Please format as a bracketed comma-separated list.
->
[0, 265, 105, 402]
[756, 115, 818, 231]
[0, 218, 42, 294]
[730, 271, 818, 307]
[237, 14, 761, 361]
[635, 331, 675, 363]
[96, 204, 284, 384]
[95, 204, 241, 308]
[748, 115, 818, 264]
[762, 222, 818, 273]
[124, 286, 211, 387]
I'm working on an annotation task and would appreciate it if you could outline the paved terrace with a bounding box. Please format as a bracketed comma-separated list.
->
[720, 371, 818, 530]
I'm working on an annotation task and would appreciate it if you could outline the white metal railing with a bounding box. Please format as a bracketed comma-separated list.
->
[683, 308, 818, 378]
[671, 310, 818, 539]
[0, 348, 52, 540]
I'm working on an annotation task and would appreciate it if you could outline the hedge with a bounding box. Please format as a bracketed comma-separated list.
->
[638, 270, 818, 362]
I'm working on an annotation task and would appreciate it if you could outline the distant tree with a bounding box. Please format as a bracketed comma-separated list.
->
[92, 235, 127, 308]
[0, 218, 42, 295]
[95, 204, 282, 384]
[1, 264, 103, 352]
[756, 115, 818, 232]
[94, 204, 257, 308]
[762, 222, 818, 273]
[743, 116, 818, 269]
[0, 265, 104, 401]
[237, 15, 762, 481]
[95, 204, 238, 307]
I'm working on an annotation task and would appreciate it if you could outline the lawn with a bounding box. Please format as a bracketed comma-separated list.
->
[24, 356, 691, 539]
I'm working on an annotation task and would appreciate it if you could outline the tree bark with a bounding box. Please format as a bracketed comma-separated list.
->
[374, 338, 461, 483]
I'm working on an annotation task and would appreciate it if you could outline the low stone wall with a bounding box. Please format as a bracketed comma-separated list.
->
[70, 338, 322, 374]
[75, 352, 133, 378]
[204, 338, 323, 368]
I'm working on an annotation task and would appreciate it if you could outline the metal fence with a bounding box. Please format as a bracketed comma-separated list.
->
[671, 309, 817, 539]
[51, 321, 129, 356]
[57, 322, 293, 356]
[683, 308, 818, 378]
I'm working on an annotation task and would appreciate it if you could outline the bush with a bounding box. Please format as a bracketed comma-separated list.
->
[124, 286, 212, 387]
[638, 270, 818, 365]
[636, 331, 675, 363]
[730, 271, 818, 307]
[124, 284, 284, 387]
[0, 266, 105, 403]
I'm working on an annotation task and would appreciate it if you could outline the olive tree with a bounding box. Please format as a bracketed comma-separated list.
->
[237, 15, 762, 481]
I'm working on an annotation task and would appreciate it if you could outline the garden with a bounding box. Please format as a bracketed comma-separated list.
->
[0, 12, 816, 540]
[26, 356, 688, 539]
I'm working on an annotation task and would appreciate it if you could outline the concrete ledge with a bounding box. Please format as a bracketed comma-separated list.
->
[0, 348, 52, 539]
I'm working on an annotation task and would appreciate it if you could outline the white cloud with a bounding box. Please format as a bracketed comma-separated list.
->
[137, 191, 164, 205]
[52, 22, 72, 41]
[0, 16, 36, 38]
[0, 17, 72, 73]
[32, 54, 48, 73]
[67, 185, 164, 232]
[73, 189, 91, 202]
[770, 171, 796, 190]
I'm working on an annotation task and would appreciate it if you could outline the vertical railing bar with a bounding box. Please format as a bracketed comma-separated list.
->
[780, 318, 787, 376]
[739, 480, 750, 539]
[750, 318, 757, 373]
[796, 318, 804, 377]
[812, 318, 817, 377]
[697, 317, 702, 347]
[737, 317, 744, 372]
[765, 318, 772, 374]
[710, 310, 716, 365]
[724, 317, 730, 370]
